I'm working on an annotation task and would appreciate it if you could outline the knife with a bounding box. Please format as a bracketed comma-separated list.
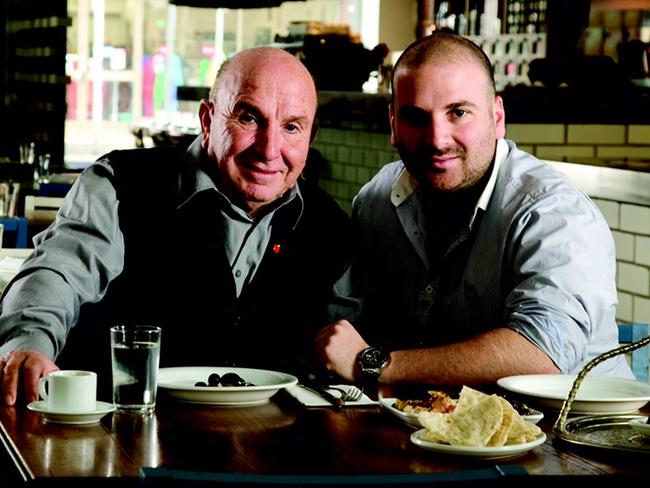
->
[299, 384, 344, 409]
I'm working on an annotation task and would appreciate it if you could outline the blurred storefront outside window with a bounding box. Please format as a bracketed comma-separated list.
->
[64, 0, 377, 167]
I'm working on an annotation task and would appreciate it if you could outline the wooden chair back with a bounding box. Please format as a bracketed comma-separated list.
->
[24, 196, 64, 226]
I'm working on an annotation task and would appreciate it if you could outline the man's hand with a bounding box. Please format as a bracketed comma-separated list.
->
[313, 320, 368, 382]
[0, 350, 59, 406]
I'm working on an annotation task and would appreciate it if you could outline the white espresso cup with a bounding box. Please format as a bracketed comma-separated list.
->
[38, 370, 97, 413]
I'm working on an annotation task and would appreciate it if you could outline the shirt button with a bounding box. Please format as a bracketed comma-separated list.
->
[235, 269, 242, 278]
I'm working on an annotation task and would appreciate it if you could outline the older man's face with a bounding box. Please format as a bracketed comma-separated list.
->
[200, 52, 316, 216]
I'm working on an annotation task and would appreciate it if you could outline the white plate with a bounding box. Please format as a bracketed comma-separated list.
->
[497, 374, 650, 414]
[410, 429, 547, 460]
[629, 417, 650, 437]
[379, 397, 543, 428]
[27, 400, 115, 425]
[157, 366, 298, 406]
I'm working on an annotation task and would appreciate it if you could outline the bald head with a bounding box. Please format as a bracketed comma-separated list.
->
[210, 47, 316, 107]
[392, 32, 496, 99]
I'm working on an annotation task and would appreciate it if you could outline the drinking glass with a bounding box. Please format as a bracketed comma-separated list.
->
[110, 325, 161, 414]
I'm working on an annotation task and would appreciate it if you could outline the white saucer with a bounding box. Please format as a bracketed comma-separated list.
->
[27, 400, 116, 425]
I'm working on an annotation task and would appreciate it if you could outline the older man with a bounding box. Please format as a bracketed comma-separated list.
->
[0, 47, 353, 404]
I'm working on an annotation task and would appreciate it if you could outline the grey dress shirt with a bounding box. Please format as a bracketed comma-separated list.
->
[332, 139, 632, 378]
[0, 137, 300, 359]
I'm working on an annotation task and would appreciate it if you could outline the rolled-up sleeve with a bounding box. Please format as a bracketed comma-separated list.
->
[504, 189, 618, 373]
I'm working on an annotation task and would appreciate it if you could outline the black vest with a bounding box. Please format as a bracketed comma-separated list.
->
[57, 147, 353, 399]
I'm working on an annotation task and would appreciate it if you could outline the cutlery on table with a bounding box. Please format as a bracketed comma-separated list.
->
[299, 384, 346, 409]
[333, 385, 363, 402]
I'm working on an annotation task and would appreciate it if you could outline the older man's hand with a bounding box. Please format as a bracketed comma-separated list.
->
[0, 350, 59, 406]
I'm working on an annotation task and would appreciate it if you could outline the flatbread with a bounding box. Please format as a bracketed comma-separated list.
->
[419, 386, 542, 447]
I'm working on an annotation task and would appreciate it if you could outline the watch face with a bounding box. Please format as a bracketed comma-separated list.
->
[361, 347, 387, 368]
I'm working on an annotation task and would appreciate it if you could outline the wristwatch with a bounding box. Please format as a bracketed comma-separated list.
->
[356, 346, 390, 381]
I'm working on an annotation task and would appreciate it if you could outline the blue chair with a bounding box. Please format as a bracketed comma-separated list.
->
[0, 216, 28, 248]
[618, 323, 650, 382]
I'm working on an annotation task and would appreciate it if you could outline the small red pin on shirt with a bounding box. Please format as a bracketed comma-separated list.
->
[272, 244, 281, 254]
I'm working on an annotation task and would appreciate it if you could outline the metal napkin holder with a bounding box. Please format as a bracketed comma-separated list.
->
[552, 334, 650, 455]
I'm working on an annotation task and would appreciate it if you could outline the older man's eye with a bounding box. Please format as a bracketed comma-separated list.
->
[240, 113, 257, 124]
[286, 123, 300, 133]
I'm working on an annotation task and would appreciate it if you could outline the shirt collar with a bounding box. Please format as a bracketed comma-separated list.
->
[390, 138, 509, 225]
[177, 135, 304, 228]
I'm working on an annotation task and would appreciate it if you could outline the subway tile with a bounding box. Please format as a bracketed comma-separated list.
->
[628, 125, 650, 145]
[345, 130, 361, 146]
[382, 150, 399, 165]
[593, 199, 619, 229]
[613, 231, 634, 261]
[617, 291, 634, 322]
[349, 148, 363, 165]
[637, 236, 650, 266]
[334, 182, 346, 199]
[597, 145, 650, 160]
[344, 165, 358, 183]
[633, 296, 650, 325]
[518, 144, 535, 154]
[319, 128, 336, 143]
[567, 125, 626, 144]
[620, 204, 650, 235]
[618, 262, 650, 295]
[330, 162, 345, 180]
[347, 181, 362, 199]
[506, 124, 565, 144]
[359, 132, 374, 147]
[323, 145, 338, 162]
[384, 138, 396, 152]
[363, 149, 378, 167]
[371, 132, 389, 149]
[357, 167, 373, 185]
[337, 146, 351, 163]
[535, 145, 595, 160]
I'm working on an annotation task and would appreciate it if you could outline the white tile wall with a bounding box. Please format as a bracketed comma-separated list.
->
[617, 292, 634, 322]
[612, 231, 634, 261]
[593, 199, 620, 229]
[633, 296, 650, 325]
[637, 236, 650, 266]
[621, 204, 650, 235]
[618, 262, 650, 296]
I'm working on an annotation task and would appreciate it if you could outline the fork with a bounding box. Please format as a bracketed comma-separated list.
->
[329, 385, 363, 402]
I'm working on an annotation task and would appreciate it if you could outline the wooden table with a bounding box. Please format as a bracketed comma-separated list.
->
[1, 387, 648, 487]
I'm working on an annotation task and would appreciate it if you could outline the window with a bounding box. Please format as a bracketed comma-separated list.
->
[64, 0, 374, 168]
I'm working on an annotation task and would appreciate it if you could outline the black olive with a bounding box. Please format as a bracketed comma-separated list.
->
[194, 381, 208, 387]
[220, 372, 246, 387]
[208, 373, 221, 386]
